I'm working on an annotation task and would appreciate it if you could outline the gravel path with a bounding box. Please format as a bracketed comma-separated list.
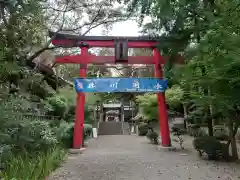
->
[48, 135, 240, 180]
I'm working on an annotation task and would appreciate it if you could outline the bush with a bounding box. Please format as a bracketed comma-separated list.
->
[54, 121, 74, 148]
[0, 95, 66, 179]
[54, 122, 92, 148]
[138, 123, 149, 136]
[1, 119, 58, 154]
[171, 126, 185, 135]
[146, 131, 159, 144]
[213, 126, 229, 141]
[172, 127, 185, 149]
[193, 136, 229, 160]
[214, 131, 229, 141]
[0, 146, 66, 180]
[84, 124, 93, 139]
[45, 95, 68, 119]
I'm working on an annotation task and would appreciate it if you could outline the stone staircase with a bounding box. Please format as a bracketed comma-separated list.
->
[122, 122, 131, 135]
[98, 121, 131, 135]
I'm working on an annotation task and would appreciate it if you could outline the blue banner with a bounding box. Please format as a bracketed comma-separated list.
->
[74, 78, 168, 93]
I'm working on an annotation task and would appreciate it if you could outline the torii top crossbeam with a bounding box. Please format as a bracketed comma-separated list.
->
[49, 31, 160, 48]
[49, 31, 166, 64]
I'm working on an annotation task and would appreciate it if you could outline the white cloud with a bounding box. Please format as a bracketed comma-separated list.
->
[89, 20, 141, 36]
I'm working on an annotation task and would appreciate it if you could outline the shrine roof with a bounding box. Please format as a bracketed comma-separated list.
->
[103, 103, 122, 108]
[49, 31, 161, 42]
[106, 110, 120, 114]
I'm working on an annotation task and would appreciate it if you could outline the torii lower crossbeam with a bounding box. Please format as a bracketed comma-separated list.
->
[56, 55, 166, 64]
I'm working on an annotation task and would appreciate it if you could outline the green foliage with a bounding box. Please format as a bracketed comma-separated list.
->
[193, 136, 229, 160]
[44, 88, 94, 124]
[27, 77, 55, 99]
[146, 131, 159, 145]
[86, 93, 101, 105]
[0, 146, 66, 180]
[165, 85, 184, 108]
[171, 127, 185, 136]
[136, 94, 158, 122]
[84, 106, 94, 125]
[0, 120, 58, 161]
[0, 95, 59, 170]
[138, 123, 149, 136]
[84, 124, 93, 138]
[54, 121, 74, 148]
[0, 93, 93, 179]
[130, 0, 240, 160]
[136, 86, 184, 122]
[54, 121, 92, 148]
[1, 0, 45, 64]
[58, 87, 76, 105]
[45, 95, 68, 119]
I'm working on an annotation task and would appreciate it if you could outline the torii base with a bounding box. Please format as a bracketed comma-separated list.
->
[156, 146, 177, 152]
[69, 148, 86, 154]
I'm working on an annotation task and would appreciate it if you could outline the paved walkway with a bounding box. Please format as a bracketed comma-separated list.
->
[48, 135, 240, 180]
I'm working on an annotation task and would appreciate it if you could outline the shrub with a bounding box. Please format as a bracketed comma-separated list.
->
[213, 126, 229, 141]
[45, 95, 68, 119]
[1, 119, 57, 154]
[146, 131, 159, 144]
[84, 107, 94, 125]
[0, 145, 12, 170]
[172, 127, 185, 149]
[54, 121, 74, 148]
[54, 122, 92, 148]
[138, 123, 149, 136]
[171, 126, 185, 135]
[84, 124, 93, 138]
[214, 131, 229, 141]
[193, 136, 229, 160]
[0, 146, 66, 180]
[65, 105, 75, 121]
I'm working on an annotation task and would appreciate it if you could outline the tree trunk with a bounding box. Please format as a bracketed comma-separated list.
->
[25, 58, 73, 90]
[228, 118, 239, 160]
[183, 103, 188, 130]
[208, 87, 215, 126]
[207, 112, 213, 136]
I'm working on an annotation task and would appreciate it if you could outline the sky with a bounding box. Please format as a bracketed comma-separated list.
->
[88, 20, 143, 76]
[89, 20, 141, 36]
[109, 20, 141, 36]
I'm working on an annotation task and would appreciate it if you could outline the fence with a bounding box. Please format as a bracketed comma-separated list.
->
[2, 111, 59, 121]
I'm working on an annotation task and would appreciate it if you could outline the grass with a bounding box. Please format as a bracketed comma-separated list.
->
[0, 146, 66, 180]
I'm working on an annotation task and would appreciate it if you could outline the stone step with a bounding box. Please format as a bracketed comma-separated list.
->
[98, 122, 131, 135]
[98, 121, 123, 135]
[122, 122, 131, 135]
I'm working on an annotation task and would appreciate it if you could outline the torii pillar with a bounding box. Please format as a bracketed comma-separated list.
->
[153, 48, 171, 147]
[73, 47, 88, 149]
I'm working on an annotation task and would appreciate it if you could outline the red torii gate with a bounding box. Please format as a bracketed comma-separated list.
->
[49, 31, 171, 148]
